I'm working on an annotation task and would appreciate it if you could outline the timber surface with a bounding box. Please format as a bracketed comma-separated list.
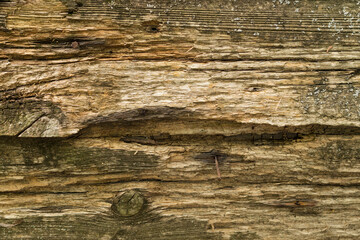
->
[0, 0, 360, 239]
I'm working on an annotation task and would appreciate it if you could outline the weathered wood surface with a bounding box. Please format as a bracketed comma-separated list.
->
[1, 135, 360, 239]
[1, 0, 360, 239]
[1, 0, 360, 137]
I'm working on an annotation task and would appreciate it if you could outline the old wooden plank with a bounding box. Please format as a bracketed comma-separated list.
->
[1, 182, 360, 239]
[0, 0, 360, 239]
[0, 130, 359, 238]
[1, 59, 360, 137]
[1, 133, 360, 190]
[0, 0, 359, 137]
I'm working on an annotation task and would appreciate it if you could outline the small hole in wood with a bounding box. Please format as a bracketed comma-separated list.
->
[248, 87, 262, 92]
[150, 27, 159, 32]
[142, 20, 162, 33]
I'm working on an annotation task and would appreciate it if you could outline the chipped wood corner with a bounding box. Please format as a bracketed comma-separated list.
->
[1, 0, 360, 239]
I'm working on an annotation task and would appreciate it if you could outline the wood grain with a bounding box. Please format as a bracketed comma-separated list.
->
[1, 0, 360, 136]
[0, 0, 360, 239]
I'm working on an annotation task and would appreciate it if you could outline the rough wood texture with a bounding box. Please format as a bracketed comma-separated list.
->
[1, 0, 360, 239]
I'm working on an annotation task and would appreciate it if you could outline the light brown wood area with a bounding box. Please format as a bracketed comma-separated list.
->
[0, 0, 360, 239]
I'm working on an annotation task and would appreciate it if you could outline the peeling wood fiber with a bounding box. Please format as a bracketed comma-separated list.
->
[0, 0, 360, 239]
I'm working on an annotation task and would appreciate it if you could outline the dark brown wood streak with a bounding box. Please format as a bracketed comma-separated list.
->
[1, 0, 360, 239]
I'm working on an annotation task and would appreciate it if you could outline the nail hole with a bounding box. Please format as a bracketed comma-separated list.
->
[150, 27, 159, 32]
[248, 87, 262, 92]
[142, 20, 162, 33]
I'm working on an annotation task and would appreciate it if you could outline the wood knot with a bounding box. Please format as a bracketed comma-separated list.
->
[111, 190, 145, 217]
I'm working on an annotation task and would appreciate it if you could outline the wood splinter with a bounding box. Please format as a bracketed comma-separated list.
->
[194, 150, 226, 180]
[214, 155, 221, 179]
